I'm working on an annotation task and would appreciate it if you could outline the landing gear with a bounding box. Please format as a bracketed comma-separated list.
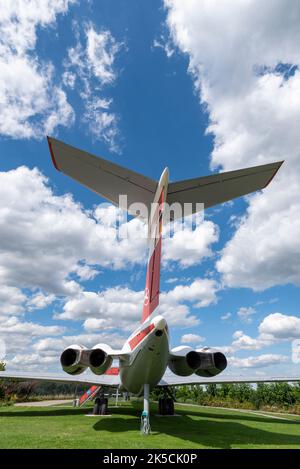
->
[140, 383, 151, 435]
[158, 397, 174, 415]
[158, 388, 175, 415]
[93, 394, 108, 415]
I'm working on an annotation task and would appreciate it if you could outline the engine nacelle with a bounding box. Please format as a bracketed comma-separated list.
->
[60, 344, 90, 375]
[89, 343, 113, 375]
[195, 347, 227, 377]
[168, 346, 202, 376]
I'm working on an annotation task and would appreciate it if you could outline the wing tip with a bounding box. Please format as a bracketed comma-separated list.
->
[47, 136, 60, 172]
[264, 160, 284, 188]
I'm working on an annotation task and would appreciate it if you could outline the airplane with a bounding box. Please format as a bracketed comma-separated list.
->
[1, 138, 298, 433]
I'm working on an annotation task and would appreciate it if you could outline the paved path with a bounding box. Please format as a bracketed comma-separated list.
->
[15, 399, 73, 407]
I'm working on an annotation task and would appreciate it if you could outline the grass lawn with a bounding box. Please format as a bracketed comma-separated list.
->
[0, 400, 300, 449]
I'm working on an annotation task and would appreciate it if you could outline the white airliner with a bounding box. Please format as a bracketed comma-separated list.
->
[1, 138, 298, 432]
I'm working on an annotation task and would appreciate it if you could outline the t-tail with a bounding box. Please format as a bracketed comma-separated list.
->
[46, 136, 283, 325]
[142, 168, 169, 323]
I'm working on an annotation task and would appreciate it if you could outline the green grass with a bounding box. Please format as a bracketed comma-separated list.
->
[0, 400, 300, 449]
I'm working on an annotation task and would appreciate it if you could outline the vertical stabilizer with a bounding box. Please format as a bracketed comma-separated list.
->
[141, 168, 169, 323]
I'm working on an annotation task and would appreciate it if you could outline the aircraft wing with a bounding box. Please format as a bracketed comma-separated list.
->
[0, 371, 120, 387]
[167, 161, 284, 218]
[159, 370, 300, 386]
[47, 137, 157, 220]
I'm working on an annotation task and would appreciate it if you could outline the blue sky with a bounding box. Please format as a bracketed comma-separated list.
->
[0, 0, 300, 377]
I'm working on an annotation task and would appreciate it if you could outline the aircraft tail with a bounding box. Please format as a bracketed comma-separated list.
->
[141, 168, 169, 323]
[47, 137, 283, 323]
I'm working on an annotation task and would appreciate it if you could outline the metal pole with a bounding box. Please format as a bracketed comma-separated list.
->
[143, 383, 149, 414]
[141, 383, 151, 435]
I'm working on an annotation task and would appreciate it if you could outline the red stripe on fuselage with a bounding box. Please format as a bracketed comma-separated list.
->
[129, 323, 155, 350]
[47, 136, 60, 171]
[105, 367, 119, 375]
[142, 237, 162, 323]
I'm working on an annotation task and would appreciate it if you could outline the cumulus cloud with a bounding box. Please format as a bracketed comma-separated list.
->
[221, 312, 231, 321]
[259, 313, 300, 339]
[0, 316, 63, 337]
[0, 0, 75, 139]
[65, 23, 122, 151]
[56, 278, 218, 330]
[163, 219, 219, 268]
[5, 330, 127, 371]
[216, 312, 300, 357]
[0, 166, 148, 299]
[165, 0, 300, 291]
[180, 333, 205, 345]
[0, 285, 26, 315]
[0, 166, 221, 301]
[237, 307, 256, 324]
[229, 354, 288, 369]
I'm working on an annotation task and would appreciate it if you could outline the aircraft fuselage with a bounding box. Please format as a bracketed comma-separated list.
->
[120, 315, 169, 395]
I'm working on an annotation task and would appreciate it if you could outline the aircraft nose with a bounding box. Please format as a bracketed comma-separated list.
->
[153, 315, 166, 331]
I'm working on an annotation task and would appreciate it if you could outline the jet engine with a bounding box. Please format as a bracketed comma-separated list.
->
[168, 346, 227, 378]
[89, 343, 113, 375]
[195, 347, 227, 377]
[60, 344, 90, 375]
[168, 346, 202, 376]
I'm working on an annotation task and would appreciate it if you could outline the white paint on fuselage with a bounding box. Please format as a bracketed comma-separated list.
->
[120, 315, 170, 395]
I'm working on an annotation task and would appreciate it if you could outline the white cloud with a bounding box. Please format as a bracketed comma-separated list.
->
[163, 278, 218, 309]
[153, 36, 175, 58]
[292, 340, 300, 364]
[165, 0, 300, 291]
[237, 306, 256, 324]
[181, 333, 205, 345]
[0, 166, 147, 298]
[62, 70, 76, 89]
[259, 313, 300, 339]
[86, 27, 121, 85]
[8, 353, 57, 370]
[65, 23, 122, 151]
[231, 330, 265, 351]
[163, 220, 219, 268]
[0, 316, 63, 337]
[0, 285, 26, 315]
[5, 330, 127, 371]
[33, 332, 126, 354]
[216, 312, 300, 356]
[229, 354, 288, 369]
[0, 0, 75, 139]
[221, 312, 231, 321]
[56, 278, 218, 330]
[26, 292, 56, 311]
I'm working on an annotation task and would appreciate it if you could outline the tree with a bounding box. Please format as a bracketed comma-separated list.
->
[0, 361, 6, 371]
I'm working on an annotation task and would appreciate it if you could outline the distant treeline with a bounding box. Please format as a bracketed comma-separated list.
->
[0, 379, 88, 402]
[2, 376, 300, 414]
[156, 383, 300, 414]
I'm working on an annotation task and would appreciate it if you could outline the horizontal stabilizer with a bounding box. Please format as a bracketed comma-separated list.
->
[167, 161, 283, 218]
[47, 137, 157, 219]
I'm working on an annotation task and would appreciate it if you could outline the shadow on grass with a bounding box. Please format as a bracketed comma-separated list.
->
[93, 414, 300, 449]
[1, 403, 300, 448]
